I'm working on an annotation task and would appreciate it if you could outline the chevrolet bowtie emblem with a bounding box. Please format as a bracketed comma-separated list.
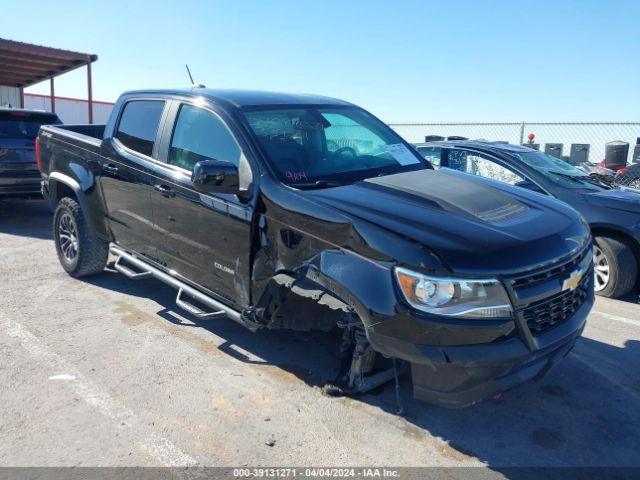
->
[562, 268, 584, 291]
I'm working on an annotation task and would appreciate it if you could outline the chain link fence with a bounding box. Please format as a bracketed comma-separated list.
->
[613, 165, 640, 191]
[389, 121, 640, 192]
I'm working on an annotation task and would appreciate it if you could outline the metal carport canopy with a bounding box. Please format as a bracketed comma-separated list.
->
[0, 37, 98, 121]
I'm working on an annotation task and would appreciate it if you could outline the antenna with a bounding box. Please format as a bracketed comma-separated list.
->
[185, 64, 206, 88]
[185, 64, 195, 84]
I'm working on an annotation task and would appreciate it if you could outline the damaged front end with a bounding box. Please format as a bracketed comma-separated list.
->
[249, 273, 351, 332]
[246, 246, 592, 408]
[323, 321, 405, 412]
[244, 175, 593, 408]
[246, 245, 592, 408]
[247, 269, 406, 406]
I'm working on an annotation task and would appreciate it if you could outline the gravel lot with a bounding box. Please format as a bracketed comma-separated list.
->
[1, 199, 639, 471]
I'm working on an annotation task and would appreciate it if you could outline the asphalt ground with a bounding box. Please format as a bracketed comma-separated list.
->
[1, 199, 639, 474]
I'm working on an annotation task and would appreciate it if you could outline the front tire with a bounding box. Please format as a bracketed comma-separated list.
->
[53, 197, 108, 277]
[593, 235, 637, 298]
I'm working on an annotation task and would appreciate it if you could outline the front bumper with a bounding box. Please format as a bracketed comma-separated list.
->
[410, 299, 588, 408]
[366, 268, 594, 408]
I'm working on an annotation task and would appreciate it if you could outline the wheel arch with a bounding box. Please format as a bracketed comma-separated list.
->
[590, 225, 640, 264]
[252, 249, 396, 332]
[48, 172, 112, 242]
[591, 225, 640, 290]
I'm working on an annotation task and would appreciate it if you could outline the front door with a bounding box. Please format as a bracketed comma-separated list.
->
[99, 99, 167, 260]
[149, 102, 254, 308]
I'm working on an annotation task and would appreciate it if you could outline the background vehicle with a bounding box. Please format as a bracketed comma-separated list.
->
[615, 163, 640, 191]
[576, 162, 617, 188]
[37, 89, 593, 407]
[0, 108, 61, 199]
[415, 141, 640, 298]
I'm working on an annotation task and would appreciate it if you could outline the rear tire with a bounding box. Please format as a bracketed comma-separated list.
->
[593, 235, 637, 298]
[53, 197, 108, 277]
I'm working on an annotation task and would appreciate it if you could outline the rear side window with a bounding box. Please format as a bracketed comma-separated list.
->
[0, 112, 61, 139]
[416, 146, 441, 168]
[115, 101, 164, 157]
[448, 149, 525, 186]
[168, 104, 241, 171]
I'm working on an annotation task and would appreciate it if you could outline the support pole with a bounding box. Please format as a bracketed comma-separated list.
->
[19, 87, 24, 109]
[87, 61, 93, 124]
[50, 77, 56, 113]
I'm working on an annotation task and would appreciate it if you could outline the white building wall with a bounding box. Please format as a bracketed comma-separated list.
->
[0, 86, 20, 107]
[23, 94, 114, 124]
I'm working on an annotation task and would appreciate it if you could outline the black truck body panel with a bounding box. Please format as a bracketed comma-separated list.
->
[38, 89, 593, 407]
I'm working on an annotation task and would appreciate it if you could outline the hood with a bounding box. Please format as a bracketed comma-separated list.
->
[305, 169, 589, 274]
[582, 189, 640, 214]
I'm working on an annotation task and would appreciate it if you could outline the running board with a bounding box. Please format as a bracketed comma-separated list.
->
[113, 255, 152, 279]
[176, 288, 228, 320]
[109, 245, 243, 324]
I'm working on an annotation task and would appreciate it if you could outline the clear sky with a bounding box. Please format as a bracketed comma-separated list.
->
[2, 0, 638, 122]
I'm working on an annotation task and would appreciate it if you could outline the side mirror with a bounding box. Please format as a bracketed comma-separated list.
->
[191, 159, 239, 195]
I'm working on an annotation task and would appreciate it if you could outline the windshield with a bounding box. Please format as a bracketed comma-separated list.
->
[0, 113, 60, 140]
[511, 150, 603, 190]
[243, 107, 426, 186]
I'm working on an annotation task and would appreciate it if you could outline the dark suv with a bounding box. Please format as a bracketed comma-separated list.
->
[0, 108, 61, 199]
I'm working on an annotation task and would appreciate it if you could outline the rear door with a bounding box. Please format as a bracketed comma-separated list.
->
[149, 100, 255, 308]
[99, 99, 167, 260]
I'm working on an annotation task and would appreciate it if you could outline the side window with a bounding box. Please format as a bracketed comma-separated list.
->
[416, 146, 441, 168]
[168, 104, 241, 171]
[115, 101, 165, 157]
[447, 149, 524, 186]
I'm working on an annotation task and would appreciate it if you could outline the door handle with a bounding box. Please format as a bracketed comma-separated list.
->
[154, 184, 176, 198]
[102, 164, 119, 175]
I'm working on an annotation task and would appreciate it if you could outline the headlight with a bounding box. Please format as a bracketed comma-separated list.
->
[394, 267, 513, 319]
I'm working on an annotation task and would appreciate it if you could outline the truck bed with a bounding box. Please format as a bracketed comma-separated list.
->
[38, 124, 106, 179]
[49, 124, 106, 144]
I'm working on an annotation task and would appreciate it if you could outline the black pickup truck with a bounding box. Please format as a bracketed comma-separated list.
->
[38, 88, 594, 407]
[0, 108, 60, 198]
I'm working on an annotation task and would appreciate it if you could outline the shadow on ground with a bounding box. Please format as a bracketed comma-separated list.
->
[0, 199, 52, 240]
[4, 196, 640, 472]
[616, 291, 640, 305]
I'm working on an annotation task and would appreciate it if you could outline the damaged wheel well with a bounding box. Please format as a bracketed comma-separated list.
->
[252, 273, 356, 332]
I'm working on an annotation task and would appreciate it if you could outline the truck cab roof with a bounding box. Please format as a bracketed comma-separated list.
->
[120, 88, 353, 109]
